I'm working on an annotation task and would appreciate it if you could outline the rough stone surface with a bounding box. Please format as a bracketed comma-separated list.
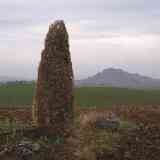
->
[116, 124, 160, 160]
[33, 20, 74, 137]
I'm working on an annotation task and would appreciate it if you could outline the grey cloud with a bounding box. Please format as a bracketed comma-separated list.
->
[0, 0, 160, 79]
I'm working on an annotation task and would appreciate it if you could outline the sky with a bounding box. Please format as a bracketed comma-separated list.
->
[0, 0, 160, 80]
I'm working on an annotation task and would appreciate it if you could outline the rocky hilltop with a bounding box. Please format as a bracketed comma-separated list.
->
[75, 68, 160, 89]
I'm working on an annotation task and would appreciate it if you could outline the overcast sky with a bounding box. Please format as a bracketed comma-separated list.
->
[0, 0, 160, 80]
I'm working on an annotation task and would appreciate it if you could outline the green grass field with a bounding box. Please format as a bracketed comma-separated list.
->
[0, 83, 160, 107]
[75, 87, 160, 107]
[0, 83, 34, 107]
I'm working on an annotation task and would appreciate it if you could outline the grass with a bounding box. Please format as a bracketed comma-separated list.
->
[75, 87, 160, 107]
[0, 83, 160, 107]
[0, 118, 31, 132]
[0, 83, 34, 106]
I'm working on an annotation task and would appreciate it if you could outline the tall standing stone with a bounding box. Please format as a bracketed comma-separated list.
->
[33, 20, 74, 137]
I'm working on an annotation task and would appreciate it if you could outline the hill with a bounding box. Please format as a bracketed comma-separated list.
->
[75, 68, 160, 89]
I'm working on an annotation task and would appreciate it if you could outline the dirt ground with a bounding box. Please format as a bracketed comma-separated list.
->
[0, 105, 160, 160]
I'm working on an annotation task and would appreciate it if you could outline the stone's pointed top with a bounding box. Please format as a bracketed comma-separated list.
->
[53, 20, 65, 26]
[45, 20, 69, 49]
[49, 20, 66, 32]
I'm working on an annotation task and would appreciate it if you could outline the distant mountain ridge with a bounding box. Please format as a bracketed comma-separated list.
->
[75, 68, 160, 89]
[1, 68, 160, 89]
[0, 76, 29, 83]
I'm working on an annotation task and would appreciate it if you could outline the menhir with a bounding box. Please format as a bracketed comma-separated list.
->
[33, 20, 74, 137]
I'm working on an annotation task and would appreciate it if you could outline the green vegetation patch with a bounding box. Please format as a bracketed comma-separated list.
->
[74, 87, 160, 107]
[0, 83, 160, 107]
[0, 82, 34, 106]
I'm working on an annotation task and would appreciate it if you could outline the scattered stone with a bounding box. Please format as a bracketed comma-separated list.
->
[0, 147, 11, 157]
[116, 124, 160, 160]
[95, 118, 120, 131]
[16, 144, 33, 160]
[0, 139, 43, 160]
[32, 143, 41, 152]
[19, 138, 33, 147]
